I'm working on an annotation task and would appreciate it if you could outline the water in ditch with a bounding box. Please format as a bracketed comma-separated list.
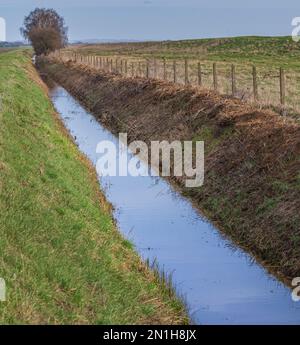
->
[50, 84, 300, 325]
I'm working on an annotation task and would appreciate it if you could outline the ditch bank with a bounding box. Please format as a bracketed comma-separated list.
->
[0, 51, 188, 324]
[38, 58, 300, 283]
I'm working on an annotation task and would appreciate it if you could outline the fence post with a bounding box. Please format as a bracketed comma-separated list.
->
[173, 60, 177, 83]
[125, 60, 128, 76]
[252, 66, 258, 101]
[280, 67, 285, 106]
[110, 59, 113, 72]
[213, 63, 217, 91]
[131, 62, 134, 77]
[146, 59, 149, 78]
[185, 59, 189, 85]
[163, 58, 167, 80]
[231, 64, 236, 96]
[197, 62, 202, 86]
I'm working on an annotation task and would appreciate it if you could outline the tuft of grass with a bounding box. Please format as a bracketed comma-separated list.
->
[0, 50, 188, 325]
[193, 125, 234, 154]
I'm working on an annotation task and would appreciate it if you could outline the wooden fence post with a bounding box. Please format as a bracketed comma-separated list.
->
[173, 60, 177, 83]
[125, 60, 128, 76]
[280, 67, 285, 106]
[231, 64, 236, 96]
[197, 62, 202, 86]
[146, 60, 149, 78]
[163, 58, 167, 80]
[185, 59, 189, 85]
[252, 66, 258, 101]
[154, 59, 157, 79]
[213, 63, 217, 91]
[131, 62, 134, 77]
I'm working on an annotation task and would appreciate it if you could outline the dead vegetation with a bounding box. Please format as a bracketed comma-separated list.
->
[39, 58, 300, 284]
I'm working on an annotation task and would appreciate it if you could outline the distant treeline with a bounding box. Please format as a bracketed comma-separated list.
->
[0, 41, 29, 48]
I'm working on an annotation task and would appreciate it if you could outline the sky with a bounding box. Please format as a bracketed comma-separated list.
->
[1, 0, 300, 41]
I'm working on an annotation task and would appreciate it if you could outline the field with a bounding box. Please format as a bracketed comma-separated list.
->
[0, 50, 187, 324]
[68, 36, 300, 115]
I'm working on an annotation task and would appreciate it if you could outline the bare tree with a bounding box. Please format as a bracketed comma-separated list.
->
[20, 8, 68, 55]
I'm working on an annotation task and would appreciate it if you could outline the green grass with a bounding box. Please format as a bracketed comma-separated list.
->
[192, 125, 234, 154]
[0, 50, 187, 324]
[72, 36, 300, 68]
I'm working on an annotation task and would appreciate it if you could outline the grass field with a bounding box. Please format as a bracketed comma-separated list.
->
[68, 36, 300, 114]
[0, 50, 187, 324]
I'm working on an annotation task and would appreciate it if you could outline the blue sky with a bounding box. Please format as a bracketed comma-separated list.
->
[1, 0, 300, 41]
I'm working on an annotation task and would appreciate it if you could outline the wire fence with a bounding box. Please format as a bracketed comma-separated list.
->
[49, 50, 300, 113]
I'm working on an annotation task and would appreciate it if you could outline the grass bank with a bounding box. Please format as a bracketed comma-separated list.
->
[0, 50, 188, 324]
[40, 59, 300, 284]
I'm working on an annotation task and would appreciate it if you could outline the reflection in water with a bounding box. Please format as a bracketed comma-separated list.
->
[50, 85, 300, 325]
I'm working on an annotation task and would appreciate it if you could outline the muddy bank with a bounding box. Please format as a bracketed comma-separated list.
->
[38, 58, 300, 282]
